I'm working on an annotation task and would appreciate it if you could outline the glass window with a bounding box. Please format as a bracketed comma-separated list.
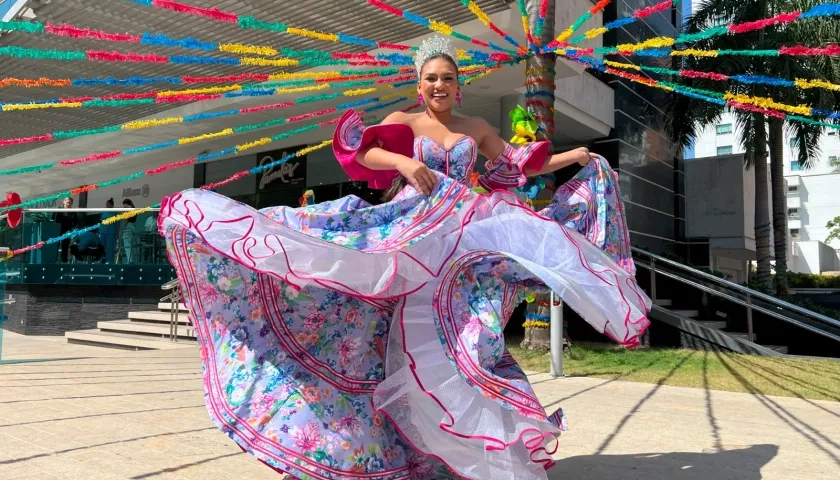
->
[715, 123, 732, 135]
[788, 185, 798, 192]
[791, 228, 800, 238]
[716, 145, 733, 155]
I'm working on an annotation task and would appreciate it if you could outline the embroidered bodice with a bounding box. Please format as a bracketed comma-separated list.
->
[413, 135, 477, 185]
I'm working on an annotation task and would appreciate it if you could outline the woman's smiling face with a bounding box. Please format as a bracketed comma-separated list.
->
[418, 56, 459, 112]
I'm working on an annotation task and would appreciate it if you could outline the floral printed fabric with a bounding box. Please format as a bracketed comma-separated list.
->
[161, 128, 645, 479]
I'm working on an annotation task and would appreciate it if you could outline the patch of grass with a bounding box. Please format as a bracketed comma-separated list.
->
[506, 339, 840, 402]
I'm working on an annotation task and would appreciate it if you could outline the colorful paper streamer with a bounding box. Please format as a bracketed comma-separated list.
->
[0, 101, 424, 262]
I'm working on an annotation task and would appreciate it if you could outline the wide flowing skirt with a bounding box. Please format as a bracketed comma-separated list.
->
[160, 158, 650, 480]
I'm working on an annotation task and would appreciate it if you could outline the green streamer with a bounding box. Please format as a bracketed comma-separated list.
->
[237, 16, 288, 32]
[0, 20, 45, 33]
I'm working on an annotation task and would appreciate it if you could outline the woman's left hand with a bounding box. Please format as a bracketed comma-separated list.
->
[574, 147, 599, 166]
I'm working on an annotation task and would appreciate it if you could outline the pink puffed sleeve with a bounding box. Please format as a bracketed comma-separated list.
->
[477, 141, 550, 191]
[332, 109, 415, 189]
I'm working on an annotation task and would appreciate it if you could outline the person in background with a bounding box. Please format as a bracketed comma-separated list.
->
[121, 198, 138, 263]
[69, 230, 105, 263]
[54, 197, 78, 263]
[99, 198, 118, 264]
[144, 212, 158, 233]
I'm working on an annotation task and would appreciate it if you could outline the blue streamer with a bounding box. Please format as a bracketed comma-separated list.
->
[123, 140, 179, 154]
[605, 17, 636, 29]
[634, 48, 672, 57]
[197, 148, 235, 163]
[800, 3, 840, 19]
[731, 75, 794, 87]
[140, 33, 216, 51]
[169, 55, 240, 65]
[676, 88, 727, 105]
[376, 53, 414, 65]
[402, 11, 430, 27]
[72, 76, 182, 87]
[337, 33, 378, 47]
[183, 109, 239, 123]
[336, 98, 377, 110]
[365, 97, 408, 112]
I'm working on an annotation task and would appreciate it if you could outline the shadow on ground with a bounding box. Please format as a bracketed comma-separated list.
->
[548, 444, 778, 479]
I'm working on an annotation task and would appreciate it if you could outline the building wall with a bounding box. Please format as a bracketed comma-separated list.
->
[593, 0, 684, 256]
[690, 110, 840, 273]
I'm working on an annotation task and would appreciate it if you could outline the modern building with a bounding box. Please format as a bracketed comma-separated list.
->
[688, 112, 840, 274]
[2, 0, 687, 336]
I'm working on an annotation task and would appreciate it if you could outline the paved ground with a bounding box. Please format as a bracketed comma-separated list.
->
[1, 331, 838, 480]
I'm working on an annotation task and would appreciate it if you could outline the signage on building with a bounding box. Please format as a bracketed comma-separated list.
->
[257, 148, 307, 191]
[122, 184, 151, 199]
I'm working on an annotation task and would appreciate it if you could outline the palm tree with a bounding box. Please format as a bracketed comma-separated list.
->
[666, 0, 840, 294]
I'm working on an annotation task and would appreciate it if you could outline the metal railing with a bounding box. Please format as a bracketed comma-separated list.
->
[161, 278, 181, 342]
[633, 247, 840, 345]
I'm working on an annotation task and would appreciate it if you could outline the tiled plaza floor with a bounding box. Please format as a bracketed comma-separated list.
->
[1, 331, 838, 479]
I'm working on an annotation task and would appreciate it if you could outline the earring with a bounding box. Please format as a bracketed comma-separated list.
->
[456, 91, 462, 108]
[417, 93, 424, 105]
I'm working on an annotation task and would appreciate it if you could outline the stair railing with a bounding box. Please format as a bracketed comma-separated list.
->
[160, 278, 181, 342]
[632, 247, 840, 345]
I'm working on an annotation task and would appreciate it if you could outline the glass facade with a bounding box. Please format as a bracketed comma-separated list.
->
[592, 0, 685, 257]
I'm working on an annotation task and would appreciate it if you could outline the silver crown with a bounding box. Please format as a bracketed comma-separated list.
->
[413, 35, 459, 75]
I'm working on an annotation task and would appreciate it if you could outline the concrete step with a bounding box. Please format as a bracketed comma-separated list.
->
[729, 332, 755, 342]
[671, 309, 699, 318]
[98, 320, 196, 339]
[128, 310, 190, 325]
[65, 329, 195, 350]
[695, 320, 727, 330]
[158, 302, 188, 312]
[654, 299, 672, 307]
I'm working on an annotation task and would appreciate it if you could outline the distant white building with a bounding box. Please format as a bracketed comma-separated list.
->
[688, 111, 840, 273]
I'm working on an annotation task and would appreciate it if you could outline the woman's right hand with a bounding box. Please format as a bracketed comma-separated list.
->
[395, 157, 436, 196]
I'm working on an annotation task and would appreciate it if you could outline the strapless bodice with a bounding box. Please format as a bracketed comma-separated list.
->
[414, 135, 477, 185]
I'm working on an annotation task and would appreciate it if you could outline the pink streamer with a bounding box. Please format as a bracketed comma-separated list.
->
[145, 158, 196, 175]
[728, 101, 786, 119]
[780, 44, 840, 56]
[202, 171, 250, 190]
[45, 23, 141, 43]
[155, 94, 222, 103]
[86, 50, 169, 63]
[287, 108, 337, 123]
[152, 0, 238, 23]
[183, 74, 270, 83]
[60, 151, 121, 166]
[13, 241, 45, 255]
[729, 12, 801, 34]
[635, 0, 672, 18]
[0, 134, 53, 147]
[331, 52, 376, 60]
[239, 101, 296, 114]
[680, 70, 729, 81]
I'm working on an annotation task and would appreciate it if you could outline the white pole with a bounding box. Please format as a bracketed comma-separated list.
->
[549, 291, 564, 377]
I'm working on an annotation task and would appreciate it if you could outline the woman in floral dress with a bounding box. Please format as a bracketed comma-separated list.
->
[159, 36, 650, 480]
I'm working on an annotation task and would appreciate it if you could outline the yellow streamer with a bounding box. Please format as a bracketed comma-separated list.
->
[723, 93, 812, 116]
[583, 27, 609, 40]
[286, 27, 339, 42]
[795, 78, 840, 92]
[604, 60, 641, 71]
[156, 85, 242, 97]
[122, 117, 183, 130]
[219, 43, 278, 56]
[616, 36, 675, 52]
[273, 84, 331, 95]
[2, 102, 82, 111]
[178, 128, 234, 145]
[240, 57, 300, 67]
[381, 87, 415, 101]
[554, 28, 574, 45]
[235, 137, 272, 153]
[670, 48, 719, 57]
[343, 87, 378, 96]
[467, 2, 491, 26]
[429, 20, 453, 36]
[102, 206, 151, 225]
[268, 72, 340, 81]
[296, 140, 333, 157]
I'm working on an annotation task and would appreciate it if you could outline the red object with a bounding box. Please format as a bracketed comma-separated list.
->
[1, 192, 22, 228]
